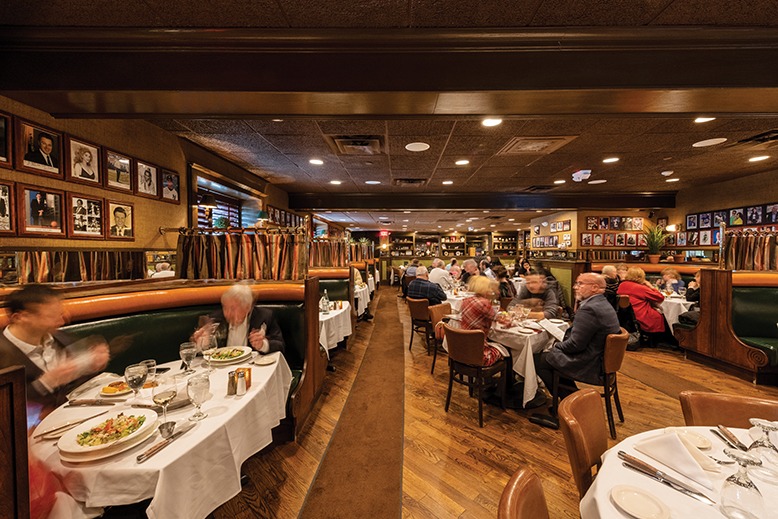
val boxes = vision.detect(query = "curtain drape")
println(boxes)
[176,232,308,280]
[349,243,374,262]
[309,240,347,267]
[724,232,776,271]
[17,250,146,283]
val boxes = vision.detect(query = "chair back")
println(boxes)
[498,466,550,519]
[603,327,629,374]
[444,324,486,366]
[679,391,778,428]
[0,366,30,519]
[558,388,609,499]
[500,297,513,311]
[407,297,431,321]
[429,303,452,340]
[402,275,416,292]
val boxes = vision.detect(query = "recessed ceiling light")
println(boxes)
[749,156,770,162]
[692,137,727,148]
[456,224,463,227]
[694,117,716,123]
[536,210,542,213]
[405,142,430,152]
[309,159,324,165]
[661,170,674,176]
[437,226,442,228]
[403,211,411,214]
[325,211,332,213]
[554,180,566,184]
[442,180,454,185]
[469,217,478,220]
[455,159,470,166]
[602,157,619,163]
[403,219,409,222]
[666,178,680,183]
[588,179,608,185]
[378,216,389,219]
[365,180,381,185]
[272,118,284,122]
[482,118,503,127]
[330,180,342,185]
[490,224,496,228]
[483,210,490,213]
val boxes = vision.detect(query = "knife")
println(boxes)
[132,399,191,413]
[32,410,109,439]
[64,398,125,407]
[617,451,716,506]
[717,425,749,451]
[710,428,742,450]
[136,422,196,463]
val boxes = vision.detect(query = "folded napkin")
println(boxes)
[634,431,719,490]
[538,319,566,341]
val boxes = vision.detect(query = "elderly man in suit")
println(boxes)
[24,132,58,168]
[530,272,620,429]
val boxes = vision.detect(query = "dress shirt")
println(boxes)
[227,316,269,353]
[407,278,447,306]
[428,267,454,291]
[3,327,63,392]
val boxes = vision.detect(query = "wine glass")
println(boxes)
[124,363,148,403]
[140,359,157,385]
[720,448,764,519]
[179,342,197,375]
[678,287,687,298]
[200,335,217,372]
[187,373,211,421]
[748,418,778,467]
[153,374,179,438]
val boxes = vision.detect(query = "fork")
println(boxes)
[708,455,735,465]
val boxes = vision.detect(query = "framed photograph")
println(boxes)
[604,233,615,246]
[656,217,668,230]
[533,225,540,235]
[16,184,65,237]
[686,214,698,230]
[766,204,778,224]
[286,212,292,227]
[626,233,637,246]
[609,216,621,230]
[637,234,647,247]
[104,149,133,192]
[0,111,11,170]
[563,233,572,242]
[746,205,763,225]
[106,200,134,240]
[632,217,644,230]
[688,231,699,246]
[0,181,15,235]
[67,192,104,239]
[713,229,722,245]
[15,119,62,178]
[580,233,592,246]
[676,232,687,246]
[135,161,159,199]
[697,212,712,229]
[593,233,603,246]
[562,220,571,231]
[160,170,181,204]
[65,136,101,186]
[713,211,728,226]
[623,217,633,231]
[699,230,712,246]
[550,222,557,232]
[665,233,676,246]
[615,233,626,246]
[599,217,609,230]
[729,208,744,226]
[586,216,598,230]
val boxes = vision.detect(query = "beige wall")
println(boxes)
[0,96,186,250]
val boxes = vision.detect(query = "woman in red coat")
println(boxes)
[617,267,665,333]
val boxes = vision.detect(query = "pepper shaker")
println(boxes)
[227,371,237,395]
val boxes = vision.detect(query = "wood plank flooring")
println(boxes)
[214,287,778,518]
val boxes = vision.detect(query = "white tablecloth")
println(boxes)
[355,284,370,315]
[319,301,353,353]
[661,297,695,327]
[367,275,375,293]
[31,355,292,519]
[443,291,469,313]
[580,427,778,519]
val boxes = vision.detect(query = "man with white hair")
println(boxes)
[601,264,620,308]
[460,259,481,285]
[406,266,448,306]
[428,258,455,291]
[195,283,285,354]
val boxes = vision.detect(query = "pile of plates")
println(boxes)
[57,408,158,463]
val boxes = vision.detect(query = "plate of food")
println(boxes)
[58,409,158,455]
[100,380,157,396]
[549,318,566,325]
[209,346,253,364]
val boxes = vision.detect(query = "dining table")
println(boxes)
[354,283,370,315]
[443,290,470,313]
[30,353,293,519]
[319,301,353,355]
[367,274,375,294]
[580,426,778,519]
[661,295,695,327]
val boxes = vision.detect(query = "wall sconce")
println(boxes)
[666,224,678,232]
[199,194,218,225]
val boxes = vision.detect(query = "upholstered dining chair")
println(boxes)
[428,302,451,374]
[552,327,630,439]
[443,324,507,427]
[679,391,778,428]
[497,466,550,519]
[558,388,609,499]
[407,297,433,354]
[401,274,416,298]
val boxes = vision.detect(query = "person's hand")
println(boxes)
[248,329,266,350]
[688,281,699,289]
[39,360,81,390]
[89,343,110,372]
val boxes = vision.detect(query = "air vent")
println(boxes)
[738,130,778,150]
[523,185,555,192]
[393,178,427,187]
[325,135,384,155]
[498,136,577,155]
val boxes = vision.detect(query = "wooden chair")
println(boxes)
[443,324,507,427]
[407,297,433,354]
[679,391,778,428]
[558,388,608,499]
[428,302,451,374]
[552,327,629,439]
[500,297,513,311]
[391,267,402,288]
[401,274,416,298]
[0,366,30,519]
[498,466,550,519]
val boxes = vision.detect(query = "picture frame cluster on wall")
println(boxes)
[687,203,778,230]
[549,219,571,233]
[532,235,558,248]
[0,180,135,240]
[585,215,644,231]
[0,113,180,205]
[268,205,304,227]
[580,232,647,248]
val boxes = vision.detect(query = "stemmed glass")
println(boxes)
[124,363,148,403]
[748,418,778,469]
[187,373,211,421]
[678,287,687,298]
[153,374,179,438]
[720,448,764,519]
[140,359,157,385]
[179,342,197,375]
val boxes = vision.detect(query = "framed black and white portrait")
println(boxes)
[66,136,101,186]
[0,111,11,170]
[160,170,180,204]
[68,193,104,239]
[0,181,15,235]
[15,119,62,178]
[135,161,159,199]
[106,200,134,240]
[104,149,133,193]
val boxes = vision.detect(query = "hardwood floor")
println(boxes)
[215,287,778,518]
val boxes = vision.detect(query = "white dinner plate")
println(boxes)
[549,318,565,325]
[58,408,158,454]
[209,346,253,364]
[610,485,670,519]
[514,328,535,336]
[253,354,278,366]
[665,427,712,450]
[99,383,133,397]
[58,421,158,463]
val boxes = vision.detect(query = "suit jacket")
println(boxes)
[24,149,58,168]
[545,294,620,385]
[110,225,133,237]
[211,307,285,354]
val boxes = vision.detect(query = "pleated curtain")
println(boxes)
[309,240,347,267]
[724,233,777,271]
[18,250,147,283]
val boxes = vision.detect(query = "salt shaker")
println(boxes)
[236,371,247,396]
[227,371,237,395]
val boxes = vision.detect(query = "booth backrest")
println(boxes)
[732,287,778,340]
[308,267,351,301]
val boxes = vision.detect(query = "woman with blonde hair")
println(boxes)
[460,275,503,366]
[618,267,677,347]
[660,267,685,293]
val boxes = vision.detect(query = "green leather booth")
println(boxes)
[319,279,350,301]
[732,287,778,367]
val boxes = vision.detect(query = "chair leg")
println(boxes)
[431,340,438,374]
[551,371,560,416]
[477,370,484,427]
[408,325,414,351]
[613,377,624,422]
[445,365,454,412]
[604,376,616,439]
[500,365,507,410]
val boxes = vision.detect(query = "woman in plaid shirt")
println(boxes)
[460,276,503,367]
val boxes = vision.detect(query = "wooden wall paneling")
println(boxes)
[0,366,29,519]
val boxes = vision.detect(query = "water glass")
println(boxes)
[720,448,764,519]
[179,342,197,375]
[140,359,157,384]
[124,363,148,402]
[153,374,179,437]
[678,287,687,298]
[187,374,211,421]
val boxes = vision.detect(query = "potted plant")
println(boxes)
[643,224,668,264]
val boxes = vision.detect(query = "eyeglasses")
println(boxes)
[574,281,597,287]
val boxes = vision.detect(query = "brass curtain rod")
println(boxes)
[158,226,306,236]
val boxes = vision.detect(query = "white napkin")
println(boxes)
[538,319,566,341]
[634,431,719,490]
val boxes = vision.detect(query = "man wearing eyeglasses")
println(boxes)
[530,273,620,429]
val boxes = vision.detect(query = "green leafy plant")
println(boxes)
[643,223,668,254]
